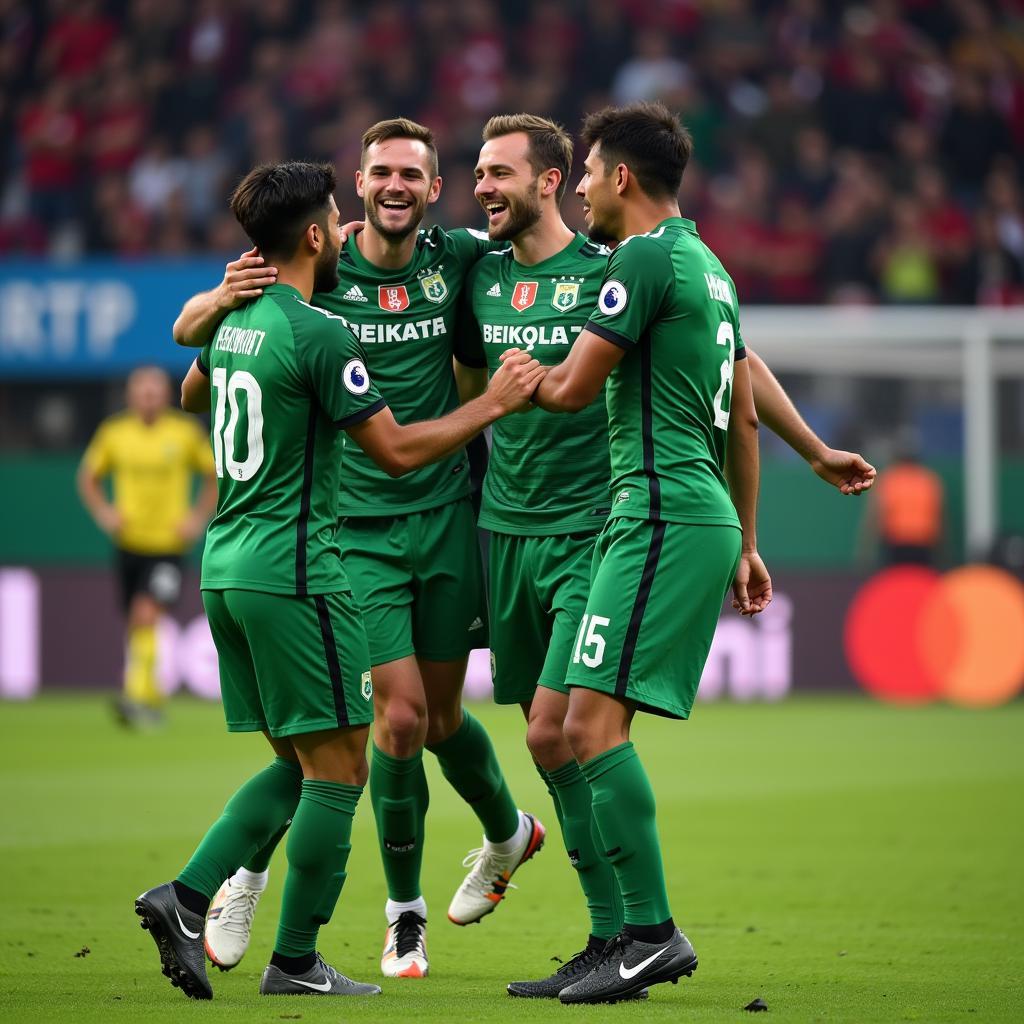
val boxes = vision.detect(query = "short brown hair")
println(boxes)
[229,161,336,259]
[361,117,439,178]
[581,102,692,199]
[482,114,574,203]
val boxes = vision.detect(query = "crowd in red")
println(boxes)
[2,0,1023,304]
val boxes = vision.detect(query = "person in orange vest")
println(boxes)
[864,433,945,566]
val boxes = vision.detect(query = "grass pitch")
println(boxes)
[1,695,1020,1023]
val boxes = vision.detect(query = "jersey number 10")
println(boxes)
[211,368,265,481]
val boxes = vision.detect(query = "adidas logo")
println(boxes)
[486,283,501,297]
[343,285,368,302]
[468,616,484,631]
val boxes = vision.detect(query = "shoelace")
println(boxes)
[393,911,426,958]
[314,953,337,981]
[593,932,633,968]
[555,946,601,977]
[459,848,519,896]
[218,885,260,935]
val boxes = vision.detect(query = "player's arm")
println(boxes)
[725,356,771,616]
[76,434,122,537]
[180,356,211,413]
[172,248,279,347]
[347,352,544,477]
[747,348,875,495]
[454,359,488,403]
[525,329,625,411]
[452,273,490,404]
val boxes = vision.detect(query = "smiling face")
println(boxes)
[577,141,622,245]
[357,137,441,242]
[474,131,545,242]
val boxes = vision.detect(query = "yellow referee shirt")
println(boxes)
[82,411,215,555]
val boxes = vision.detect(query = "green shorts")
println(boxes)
[488,530,598,704]
[203,588,374,738]
[339,497,488,665]
[564,516,741,719]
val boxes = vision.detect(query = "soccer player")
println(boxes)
[134,161,543,1000]
[511,101,771,1004]
[77,366,217,727]
[171,120,544,980]
[459,113,875,999]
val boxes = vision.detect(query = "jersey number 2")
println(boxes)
[211,368,265,481]
[712,321,735,430]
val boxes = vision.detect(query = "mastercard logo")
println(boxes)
[844,565,1024,707]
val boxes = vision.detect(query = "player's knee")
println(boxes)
[561,708,593,762]
[380,699,428,754]
[424,703,462,747]
[129,595,160,628]
[526,715,568,766]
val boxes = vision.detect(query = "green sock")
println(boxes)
[369,744,429,902]
[178,757,302,898]
[274,779,362,957]
[580,742,671,927]
[534,761,564,830]
[548,759,624,941]
[243,820,290,873]
[427,711,519,842]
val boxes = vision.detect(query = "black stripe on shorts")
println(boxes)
[314,595,349,727]
[615,520,667,697]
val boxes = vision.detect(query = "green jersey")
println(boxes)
[584,217,744,528]
[199,283,386,595]
[315,225,493,517]
[460,233,612,535]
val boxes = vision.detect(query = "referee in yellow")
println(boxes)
[78,366,217,726]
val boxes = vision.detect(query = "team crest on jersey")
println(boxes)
[378,285,410,312]
[343,358,371,395]
[419,272,448,304]
[511,281,538,312]
[551,281,580,311]
[361,672,373,700]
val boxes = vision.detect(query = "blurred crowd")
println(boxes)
[2,0,1024,304]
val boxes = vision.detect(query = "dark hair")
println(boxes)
[362,117,439,179]
[229,161,337,259]
[482,113,574,202]
[580,101,692,199]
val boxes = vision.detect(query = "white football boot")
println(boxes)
[204,874,264,970]
[380,910,429,977]
[447,811,546,925]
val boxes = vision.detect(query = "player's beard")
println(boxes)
[586,222,619,247]
[313,238,341,293]
[488,186,542,242]
[365,195,425,242]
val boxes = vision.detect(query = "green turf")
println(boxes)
[1,695,1020,1023]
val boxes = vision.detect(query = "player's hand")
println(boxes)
[215,247,278,309]
[96,505,124,537]
[487,349,546,413]
[810,448,876,495]
[731,550,772,616]
[340,219,364,243]
[176,516,205,545]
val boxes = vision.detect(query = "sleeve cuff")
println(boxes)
[734,346,747,361]
[335,397,387,430]
[585,320,633,350]
[196,353,210,375]
[455,354,488,370]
